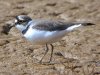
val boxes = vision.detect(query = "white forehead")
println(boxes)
[15,19,18,23]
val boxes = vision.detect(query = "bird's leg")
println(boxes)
[39,44,49,63]
[48,44,54,63]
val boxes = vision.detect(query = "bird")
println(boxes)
[7,15,94,63]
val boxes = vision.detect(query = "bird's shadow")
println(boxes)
[1,24,12,35]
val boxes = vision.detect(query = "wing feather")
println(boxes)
[32,20,74,31]
[32,20,94,31]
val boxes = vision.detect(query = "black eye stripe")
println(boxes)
[19,20,25,22]
[16,20,26,24]
[15,15,32,25]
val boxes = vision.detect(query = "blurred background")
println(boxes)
[0,0,100,75]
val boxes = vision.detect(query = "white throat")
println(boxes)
[15,24,26,32]
[15,21,33,32]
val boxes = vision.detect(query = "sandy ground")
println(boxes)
[0,0,100,75]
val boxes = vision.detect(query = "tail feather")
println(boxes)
[81,23,95,26]
[66,22,95,31]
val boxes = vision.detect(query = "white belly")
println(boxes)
[23,28,67,45]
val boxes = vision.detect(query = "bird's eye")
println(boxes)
[18,20,25,24]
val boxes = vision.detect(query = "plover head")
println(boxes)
[15,15,32,25]
[2,15,32,34]
[14,15,32,32]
